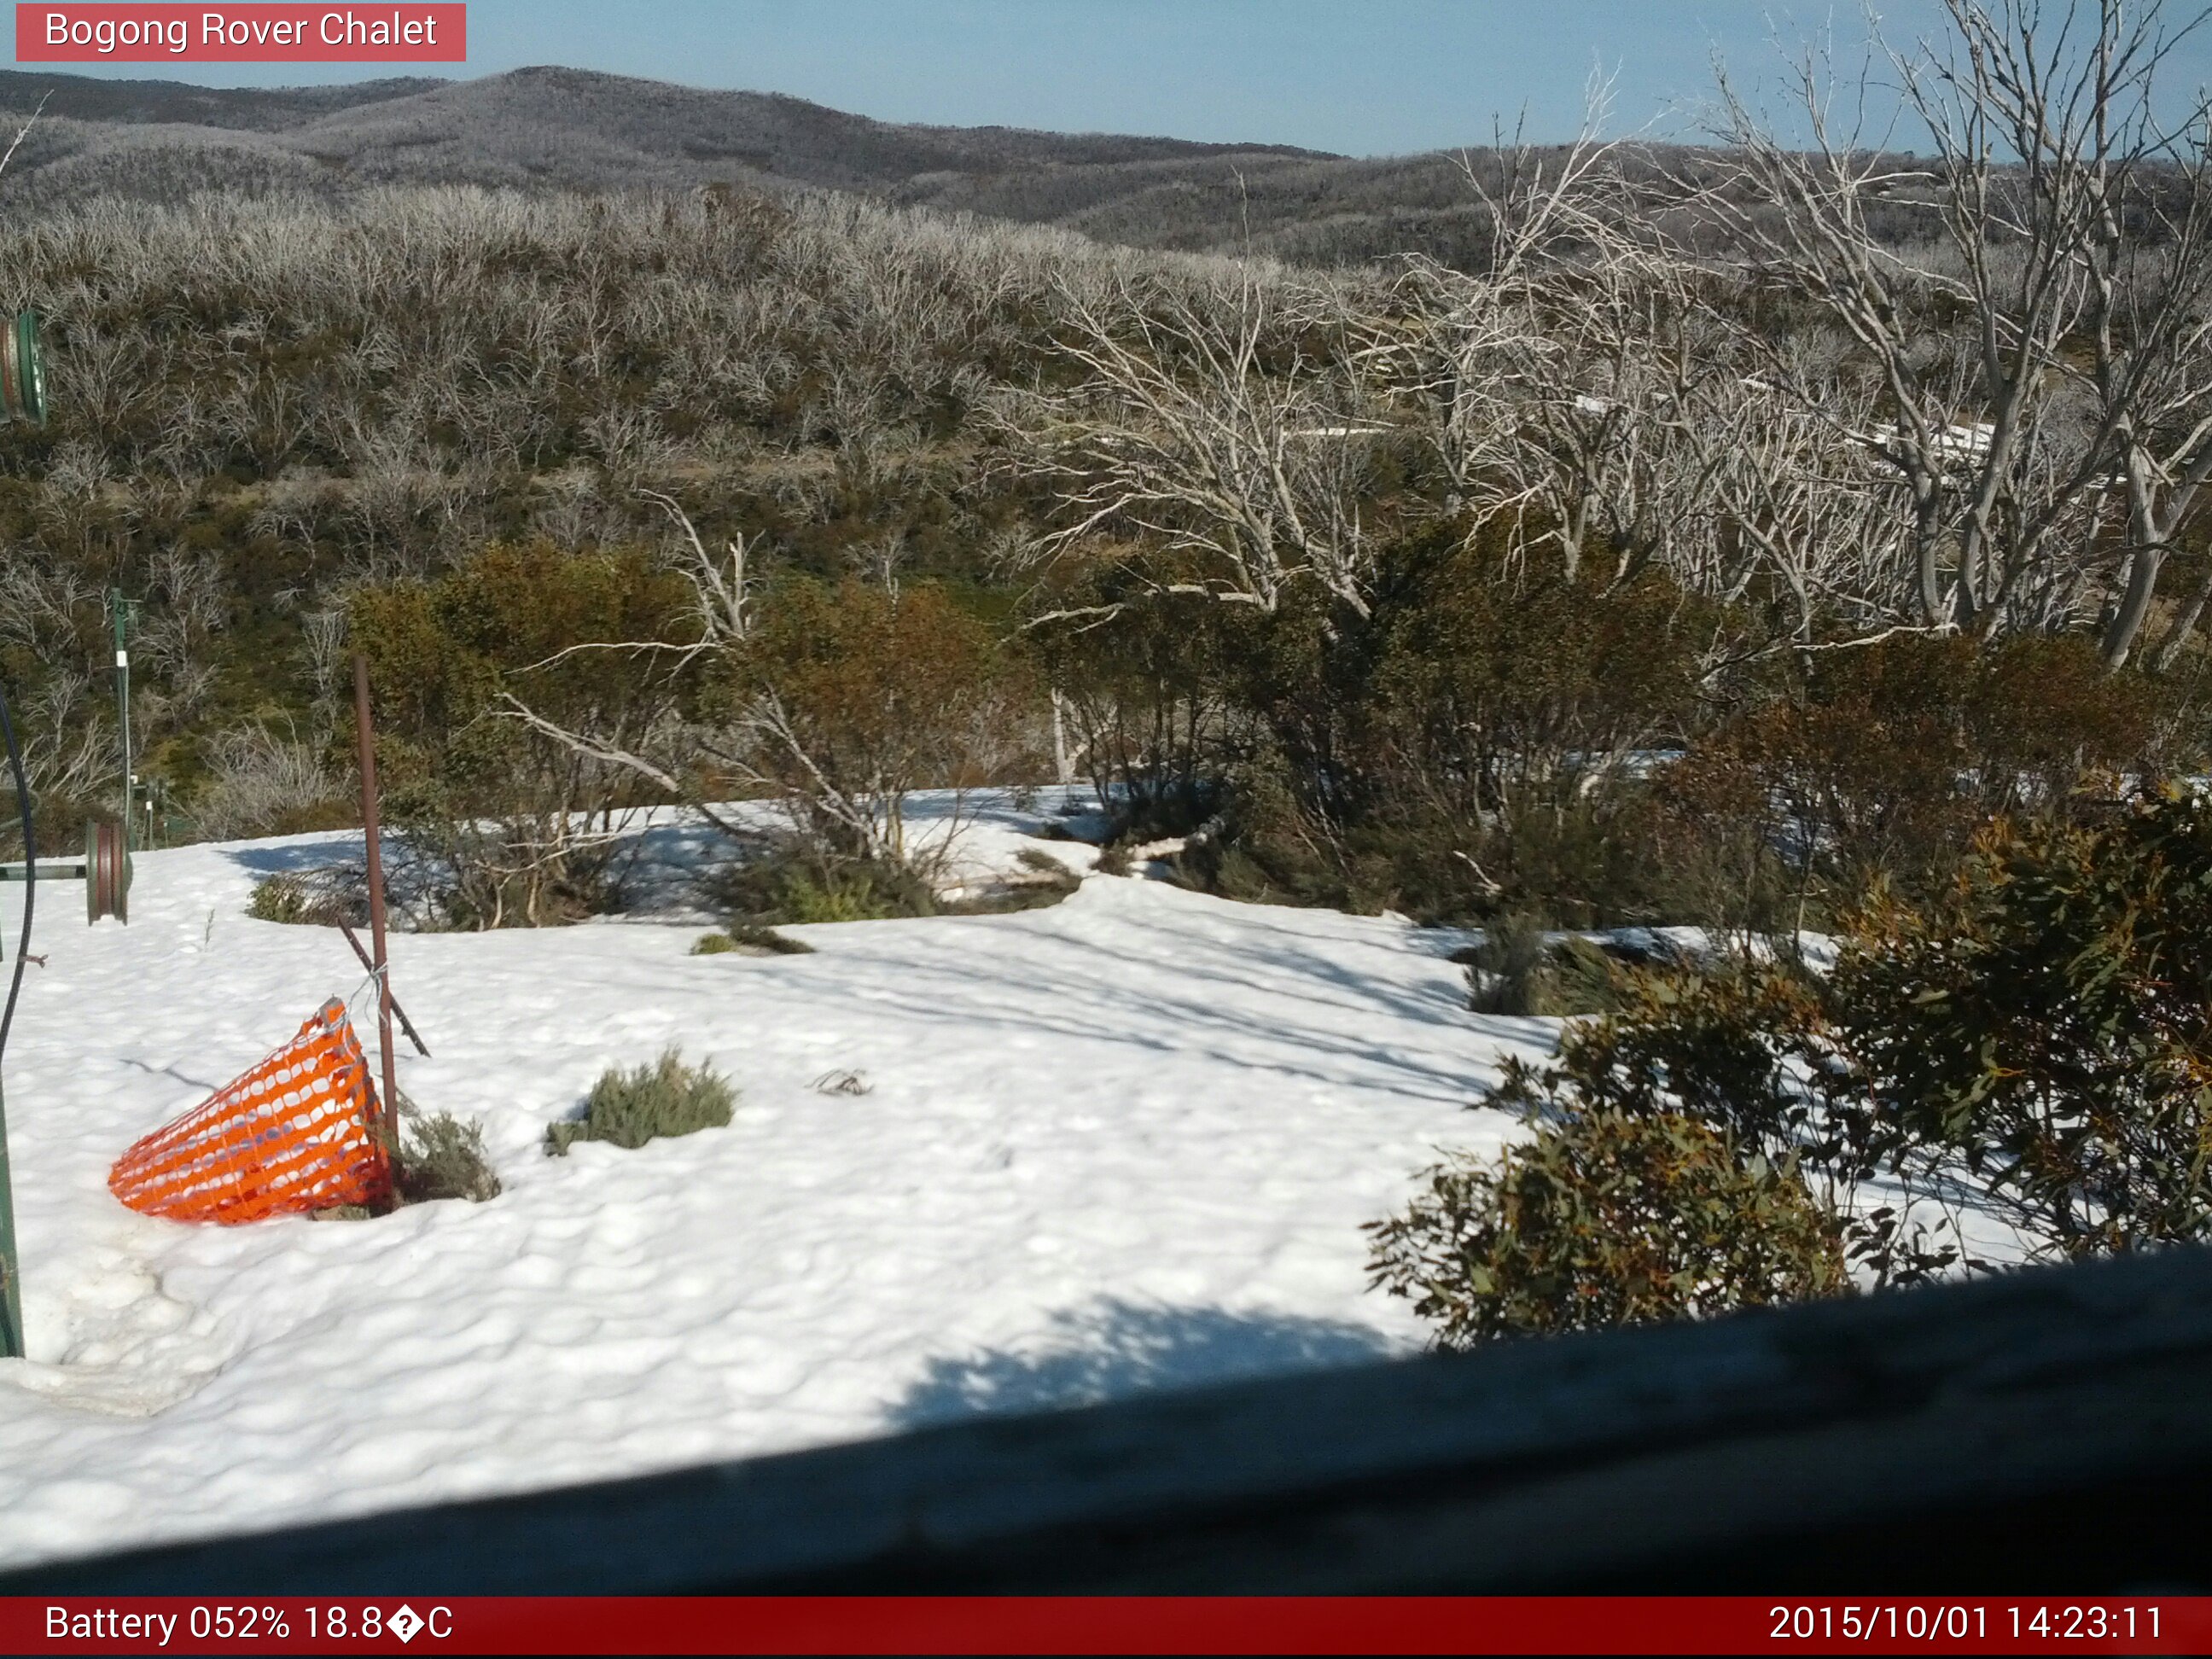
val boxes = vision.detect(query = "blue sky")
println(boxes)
[27,1,2212,157]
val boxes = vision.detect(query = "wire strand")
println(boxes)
[0,675,33,1067]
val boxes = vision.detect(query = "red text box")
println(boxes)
[16,4,465,61]
[6,1597,2212,1656]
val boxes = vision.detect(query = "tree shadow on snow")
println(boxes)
[890,1298,1398,1429]
[222,836,365,877]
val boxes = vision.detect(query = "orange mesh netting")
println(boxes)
[109,998,393,1225]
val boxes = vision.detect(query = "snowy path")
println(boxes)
[0,817,1546,1567]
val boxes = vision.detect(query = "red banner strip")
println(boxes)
[5,1596,2210,1655]
[15,4,464,62]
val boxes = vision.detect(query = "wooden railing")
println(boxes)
[10,1244,2212,1593]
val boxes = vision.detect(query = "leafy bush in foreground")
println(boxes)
[1366,1109,1848,1347]
[1833,790,2212,1257]
[1374,787,2212,1348]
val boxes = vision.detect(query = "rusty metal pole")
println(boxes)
[352,653,401,1177]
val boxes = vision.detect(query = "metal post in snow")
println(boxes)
[352,654,402,1187]
[110,591,131,871]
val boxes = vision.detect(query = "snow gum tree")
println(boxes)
[719,575,1016,872]
[349,540,699,927]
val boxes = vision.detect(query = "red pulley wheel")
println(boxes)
[85,821,130,924]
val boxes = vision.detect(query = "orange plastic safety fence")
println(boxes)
[108,998,393,1225]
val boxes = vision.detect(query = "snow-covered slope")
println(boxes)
[0,808,1548,1568]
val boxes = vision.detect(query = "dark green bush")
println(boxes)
[1564,791,2212,1264]
[780,862,928,923]
[246,868,362,927]
[1365,1109,1849,1348]
[1461,916,1620,1016]
[1071,533,1730,928]
[1659,634,2171,925]
[546,1048,736,1156]
[1500,960,1831,1167]
[711,842,938,925]
[1395,786,2212,1355]
[691,923,814,955]
[1057,527,2198,935]
[1833,790,2212,1256]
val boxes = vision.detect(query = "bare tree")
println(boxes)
[1386,110,1687,582]
[1708,0,2212,661]
[194,720,341,839]
[1015,265,1389,623]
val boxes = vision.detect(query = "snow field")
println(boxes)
[0,801,1551,1567]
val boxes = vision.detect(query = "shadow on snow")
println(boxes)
[889,1297,1398,1429]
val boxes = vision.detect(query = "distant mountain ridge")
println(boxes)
[0,65,1332,188]
[0,64,1517,265]
[0,67,445,128]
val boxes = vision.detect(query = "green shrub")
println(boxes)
[1504,959,1831,1165]
[395,1109,502,1205]
[1461,917,1622,1016]
[1410,787,2212,1336]
[1832,791,2212,1256]
[1172,769,1709,929]
[1476,953,1952,1291]
[351,540,699,930]
[709,843,936,926]
[246,868,361,927]
[734,576,1027,864]
[1697,790,2212,1264]
[546,1048,736,1156]
[731,922,815,953]
[1658,634,2168,924]
[1366,1109,1850,1348]
[691,923,814,955]
[779,862,929,923]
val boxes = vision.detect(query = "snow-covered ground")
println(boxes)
[0,795,1553,1568]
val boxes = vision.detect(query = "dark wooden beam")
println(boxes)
[10,1246,2212,1593]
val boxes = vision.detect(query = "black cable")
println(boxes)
[0,674,31,1068]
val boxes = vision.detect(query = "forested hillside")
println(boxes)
[0,11,2203,951]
